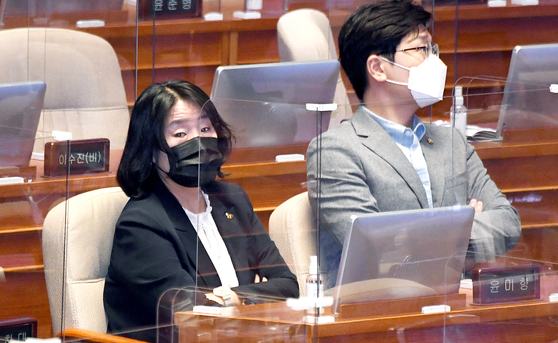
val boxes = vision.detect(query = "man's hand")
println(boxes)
[469,199,484,213]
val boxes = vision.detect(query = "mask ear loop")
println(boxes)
[380,56,411,87]
[154,148,178,176]
[152,160,178,185]
[154,162,169,175]
[385,79,408,87]
[380,56,411,71]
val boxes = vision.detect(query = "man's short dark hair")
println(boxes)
[117,80,234,198]
[338,0,432,101]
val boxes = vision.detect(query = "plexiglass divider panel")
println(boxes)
[2,0,554,341]
[138,0,558,341]
[0,0,139,340]
[0,126,59,340]
[316,0,558,341]
[0,126,70,335]
[445,0,558,336]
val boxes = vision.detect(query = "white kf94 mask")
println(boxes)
[381,55,448,108]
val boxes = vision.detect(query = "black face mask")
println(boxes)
[162,137,224,188]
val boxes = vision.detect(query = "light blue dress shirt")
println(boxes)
[363,106,434,208]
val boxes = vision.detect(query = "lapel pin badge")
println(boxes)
[427,138,434,144]
[225,213,234,220]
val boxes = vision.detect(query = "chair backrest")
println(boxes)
[0,27,130,153]
[268,192,316,297]
[42,187,129,334]
[277,9,353,128]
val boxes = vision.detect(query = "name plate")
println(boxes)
[44,139,110,177]
[0,317,37,341]
[472,264,541,305]
[139,0,202,19]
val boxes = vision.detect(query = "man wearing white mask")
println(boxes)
[306,0,521,289]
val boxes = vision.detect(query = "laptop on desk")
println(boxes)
[0,81,46,168]
[1,0,125,26]
[331,205,475,314]
[210,60,340,150]
[1,0,124,16]
[495,43,558,139]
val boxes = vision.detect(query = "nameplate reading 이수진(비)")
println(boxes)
[138,0,202,19]
[43,138,110,177]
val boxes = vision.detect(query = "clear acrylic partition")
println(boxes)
[2,0,555,341]
[311,0,557,341]
[156,97,327,341]
[0,0,139,341]
[136,0,558,342]
[0,99,61,340]
[441,10,558,342]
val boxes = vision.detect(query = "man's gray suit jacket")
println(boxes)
[307,106,521,281]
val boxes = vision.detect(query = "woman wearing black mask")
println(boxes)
[103,80,298,342]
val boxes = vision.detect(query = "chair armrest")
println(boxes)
[57,328,147,343]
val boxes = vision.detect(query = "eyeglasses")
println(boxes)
[396,41,439,60]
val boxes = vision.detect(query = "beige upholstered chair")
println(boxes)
[0,27,130,153]
[268,192,317,297]
[42,187,129,334]
[277,9,353,129]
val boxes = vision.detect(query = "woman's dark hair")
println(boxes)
[338,0,432,101]
[117,80,234,198]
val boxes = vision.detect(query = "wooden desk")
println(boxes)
[174,288,558,342]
